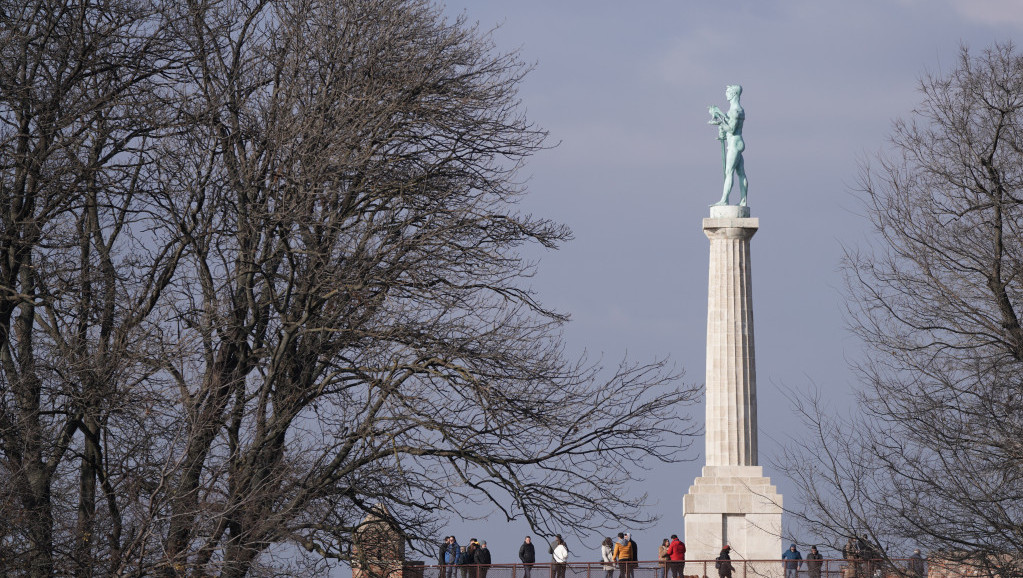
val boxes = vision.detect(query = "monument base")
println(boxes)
[683,465,782,571]
[709,204,750,219]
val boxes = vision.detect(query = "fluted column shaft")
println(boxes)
[703,217,758,467]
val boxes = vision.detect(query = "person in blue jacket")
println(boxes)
[782,544,803,578]
[443,536,460,578]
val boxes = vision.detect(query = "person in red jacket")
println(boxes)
[666,535,686,578]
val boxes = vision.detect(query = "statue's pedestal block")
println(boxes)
[708,204,750,219]
[683,466,782,568]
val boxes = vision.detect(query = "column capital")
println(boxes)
[703,217,759,240]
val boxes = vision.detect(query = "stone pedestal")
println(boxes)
[683,466,782,562]
[683,206,782,567]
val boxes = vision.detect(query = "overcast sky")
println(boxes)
[403,0,1023,567]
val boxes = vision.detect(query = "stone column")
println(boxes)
[683,205,781,571]
[704,207,758,467]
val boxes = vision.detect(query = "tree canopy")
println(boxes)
[0,1,697,575]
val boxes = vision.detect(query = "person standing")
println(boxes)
[716,545,733,578]
[458,547,469,578]
[519,536,536,578]
[806,545,823,578]
[451,537,464,578]
[627,534,638,565]
[625,533,638,578]
[601,537,615,578]
[657,539,670,578]
[842,537,858,578]
[782,544,803,578]
[463,539,478,578]
[666,534,686,578]
[613,533,633,578]
[552,536,569,578]
[908,549,926,578]
[438,536,450,578]
[441,536,460,578]
[475,540,492,578]
[858,537,876,578]
[548,535,562,557]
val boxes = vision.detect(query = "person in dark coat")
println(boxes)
[519,536,536,578]
[857,536,876,578]
[807,545,823,578]
[716,546,733,578]
[474,541,492,578]
[438,537,449,566]
[463,539,479,578]
[908,549,925,578]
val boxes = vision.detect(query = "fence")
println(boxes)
[392,559,928,578]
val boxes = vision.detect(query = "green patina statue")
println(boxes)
[707,84,748,206]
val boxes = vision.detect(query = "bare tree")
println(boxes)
[779,43,1023,577]
[0,1,185,576]
[0,0,699,576]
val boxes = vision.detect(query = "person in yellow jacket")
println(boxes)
[613,533,634,578]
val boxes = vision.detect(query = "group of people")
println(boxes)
[769,542,924,578]
[441,532,687,578]
[779,544,822,578]
[437,536,493,578]
[440,533,926,578]
[541,532,689,578]
[840,537,925,578]
[600,533,687,578]
[554,531,688,578]
[709,543,822,578]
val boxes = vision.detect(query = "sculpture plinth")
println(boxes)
[683,207,782,567]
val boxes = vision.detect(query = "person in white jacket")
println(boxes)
[552,537,569,578]
[601,537,615,578]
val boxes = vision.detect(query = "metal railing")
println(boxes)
[396,558,928,578]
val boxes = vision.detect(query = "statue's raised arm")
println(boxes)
[707,84,748,207]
